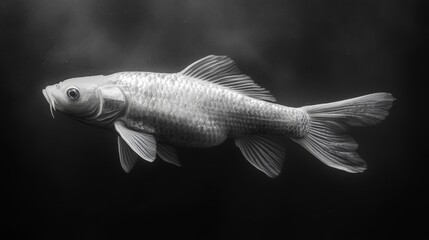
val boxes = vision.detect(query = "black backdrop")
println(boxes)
[1,0,422,239]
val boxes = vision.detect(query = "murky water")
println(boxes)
[2,0,419,238]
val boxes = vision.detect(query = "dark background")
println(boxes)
[1,0,423,239]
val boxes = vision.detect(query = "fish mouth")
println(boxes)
[42,88,56,119]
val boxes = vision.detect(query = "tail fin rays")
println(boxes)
[294,93,394,172]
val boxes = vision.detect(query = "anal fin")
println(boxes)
[235,135,286,178]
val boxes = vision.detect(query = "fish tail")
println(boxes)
[293,92,394,172]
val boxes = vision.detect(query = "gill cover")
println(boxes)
[90,85,126,126]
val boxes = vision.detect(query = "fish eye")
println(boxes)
[66,87,80,100]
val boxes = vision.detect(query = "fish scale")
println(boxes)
[115,71,307,148]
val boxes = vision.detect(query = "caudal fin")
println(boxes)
[294,93,394,173]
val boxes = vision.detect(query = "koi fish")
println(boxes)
[42,55,394,177]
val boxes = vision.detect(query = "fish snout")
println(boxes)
[42,88,49,103]
[42,85,56,103]
[42,86,57,118]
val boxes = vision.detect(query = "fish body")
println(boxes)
[43,55,394,177]
[115,71,307,148]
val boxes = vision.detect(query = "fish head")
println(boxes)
[42,74,126,126]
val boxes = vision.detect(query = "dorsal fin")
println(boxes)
[179,55,276,102]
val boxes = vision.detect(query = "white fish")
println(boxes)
[42,55,394,177]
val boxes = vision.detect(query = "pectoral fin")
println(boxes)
[235,135,286,178]
[117,136,138,172]
[114,121,157,162]
[157,143,181,166]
